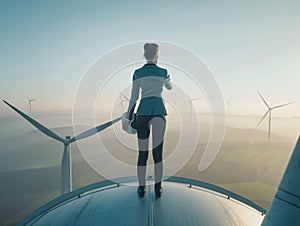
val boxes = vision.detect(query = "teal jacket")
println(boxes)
[126,63,172,119]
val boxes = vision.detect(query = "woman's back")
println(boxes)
[134,64,169,99]
[123,42,172,198]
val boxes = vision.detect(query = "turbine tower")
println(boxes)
[119,91,129,113]
[27,96,36,114]
[3,100,121,195]
[185,97,201,117]
[225,98,232,114]
[256,91,293,141]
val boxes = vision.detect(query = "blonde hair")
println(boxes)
[144,43,159,61]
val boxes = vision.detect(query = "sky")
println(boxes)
[0,0,299,117]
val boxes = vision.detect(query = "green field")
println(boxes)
[0,116,297,225]
[218,182,276,208]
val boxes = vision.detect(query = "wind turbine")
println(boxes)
[185,97,201,117]
[119,91,129,113]
[225,98,232,114]
[256,91,293,141]
[27,96,36,114]
[3,100,121,195]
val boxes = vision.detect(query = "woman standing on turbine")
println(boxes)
[122,43,173,198]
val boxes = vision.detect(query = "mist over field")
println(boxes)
[0,112,298,225]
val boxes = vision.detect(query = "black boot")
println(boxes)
[137,186,146,198]
[155,183,163,198]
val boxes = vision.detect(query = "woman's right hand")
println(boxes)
[122,119,130,132]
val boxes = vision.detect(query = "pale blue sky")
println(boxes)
[0,0,299,116]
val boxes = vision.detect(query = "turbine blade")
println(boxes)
[272,102,293,109]
[69,116,122,143]
[257,110,269,127]
[257,90,270,108]
[119,92,129,101]
[191,97,201,101]
[3,100,65,143]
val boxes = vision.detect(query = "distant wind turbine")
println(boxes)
[3,100,121,195]
[27,96,36,114]
[185,97,201,117]
[256,91,293,141]
[225,98,232,114]
[119,91,129,113]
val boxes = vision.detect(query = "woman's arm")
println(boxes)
[164,74,173,90]
[126,79,140,119]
